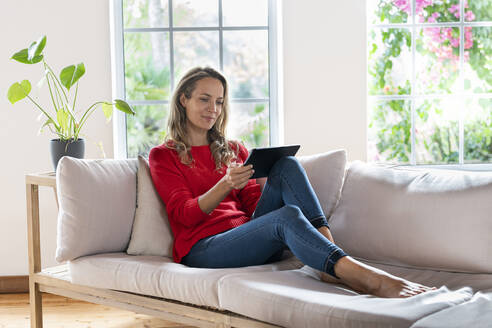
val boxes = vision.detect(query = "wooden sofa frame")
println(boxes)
[26,172,279,328]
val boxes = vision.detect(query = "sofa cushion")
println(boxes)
[329,161,492,273]
[55,157,138,262]
[68,252,303,309]
[410,292,492,328]
[127,156,173,257]
[298,149,347,218]
[218,262,475,328]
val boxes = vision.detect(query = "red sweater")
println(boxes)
[149,142,261,263]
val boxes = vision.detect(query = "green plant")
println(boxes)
[237,104,268,148]
[7,35,135,141]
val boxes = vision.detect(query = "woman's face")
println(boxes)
[181,77,224,135]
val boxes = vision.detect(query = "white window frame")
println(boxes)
[367,0,492,171]
[109,0,283,159]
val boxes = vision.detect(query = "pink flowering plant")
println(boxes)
[368,0,492,163]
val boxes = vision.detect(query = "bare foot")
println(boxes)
[331,256,436,298]
[370,273,436,298]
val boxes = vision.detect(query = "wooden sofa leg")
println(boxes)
[29,279,43,328]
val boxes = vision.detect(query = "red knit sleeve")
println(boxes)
[149,146,210,228]
[236,143,261,218]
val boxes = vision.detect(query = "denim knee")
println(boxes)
[270,156,302,176]
[276,205,319,233]
[280,204,304,220]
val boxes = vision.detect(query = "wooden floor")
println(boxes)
[0,293,196,328]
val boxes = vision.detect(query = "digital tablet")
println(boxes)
[243,145,301,179]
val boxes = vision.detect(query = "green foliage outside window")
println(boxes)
[235,103,269,147]
[368,0,492,164]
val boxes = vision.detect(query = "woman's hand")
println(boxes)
[222,163,254,190]
[198,163,254,214]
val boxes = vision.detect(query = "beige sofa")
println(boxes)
[30,150,492,328]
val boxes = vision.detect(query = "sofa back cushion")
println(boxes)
[329,161,492,273]
[126,156,173,257]
[55,156,138,262]
[298,149,347,219]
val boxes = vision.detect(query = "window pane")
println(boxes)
[223,30,269,99]
[222,0,268,26]
[368,28,412,96]
[368,99,411,163]
[123,0,169,28]
[173,31,220,86]
[127,104,169,158]
[466,0,492,22]
[367,0,410,25]
[227,102,269,148]
[464,27,492,94]
[418,0,459,23]
[173,0,218,27]
[464,98,492,163]
[415,98,459,164]
[415,27,460,95]
[124,32,171,100]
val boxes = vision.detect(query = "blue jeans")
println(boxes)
[181,156,347,277]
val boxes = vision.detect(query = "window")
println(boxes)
[110,0,280,158]
[367,0,492,166]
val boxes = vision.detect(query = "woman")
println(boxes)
[149,67,435,298]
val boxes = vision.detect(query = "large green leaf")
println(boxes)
[11,48,43,64]
[101,102,113,121]
[60,63,85,91]
[11,49,29,63]
[114,99,135,115]
[28,36,47,61]
[7,80,32,104]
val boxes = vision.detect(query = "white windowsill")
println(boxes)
[388,163,492,172]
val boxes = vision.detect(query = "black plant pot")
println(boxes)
[50,138,85,171]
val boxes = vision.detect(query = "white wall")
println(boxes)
[282,0,367,160]
[0,0,113,275]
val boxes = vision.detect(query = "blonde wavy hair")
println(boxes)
[165,67,239,170]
